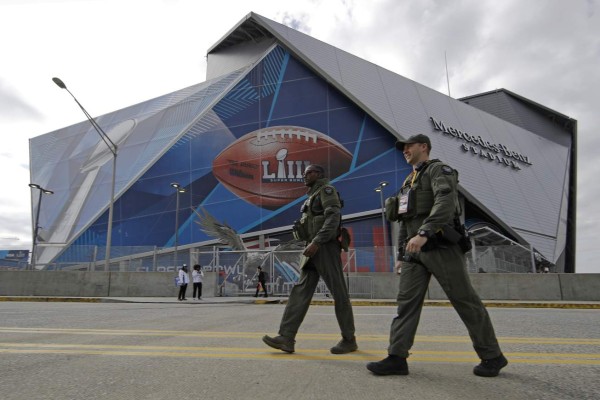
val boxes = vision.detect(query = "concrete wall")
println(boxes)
[358,272,600,301]
[0,271,111,297]
[1,271,599,301]
[0,271,218,298]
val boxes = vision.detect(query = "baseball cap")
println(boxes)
[395,134,432,150]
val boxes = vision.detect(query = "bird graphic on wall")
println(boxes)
[191,206,304,282]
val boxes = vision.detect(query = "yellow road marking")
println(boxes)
[1,327,598,364]
[1,342,599,359]
[1,328,599,345]
[0,345,598,365]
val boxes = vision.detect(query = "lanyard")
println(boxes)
[409,161,430,188]
[405,170,420,188]
[410,171,419,187]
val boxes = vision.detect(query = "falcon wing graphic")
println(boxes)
[192,206,246,251]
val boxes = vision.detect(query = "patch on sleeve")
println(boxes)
[321,186,341,208]
[441,165,454,175]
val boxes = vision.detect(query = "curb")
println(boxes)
[1,296,598,309]
[0,296,103,303]
[300,299,600,309]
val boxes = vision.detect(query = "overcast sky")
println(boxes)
[0,0,598,272]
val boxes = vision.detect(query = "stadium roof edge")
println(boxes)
[206,12,407,143]
[459,88,577,133]
[207,12,274,55]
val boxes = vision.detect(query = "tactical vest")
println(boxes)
[392,159,459,221]
[293,180,342,241]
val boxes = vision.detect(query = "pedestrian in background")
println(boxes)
[367,134,507,378]
[177,264,190,301]
[254,266,268,298]
[192,264,204,300]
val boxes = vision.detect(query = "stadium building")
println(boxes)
[29,12,576,276]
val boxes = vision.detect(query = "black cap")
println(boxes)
[395,134,431,150]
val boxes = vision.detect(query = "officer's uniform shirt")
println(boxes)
[305,178,342,245]
[398,159,459,242]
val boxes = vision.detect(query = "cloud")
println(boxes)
[281,12,311,33]
[0,79,44,122]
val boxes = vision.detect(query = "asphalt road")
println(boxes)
[0,301,598,400]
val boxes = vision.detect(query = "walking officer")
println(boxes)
[263,164,357,354]
[367,134,508,377]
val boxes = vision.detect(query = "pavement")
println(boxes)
[1,295,599,309]
[3,297,599,400]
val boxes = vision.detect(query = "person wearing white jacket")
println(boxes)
[177,264,190,301]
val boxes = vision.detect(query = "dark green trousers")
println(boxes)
[389,244,502,360]
[279,240,355,340]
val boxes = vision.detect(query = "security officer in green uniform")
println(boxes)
[367,134,508,377]
[263,164,357,354]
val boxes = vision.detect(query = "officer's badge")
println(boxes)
[441,165,453,175]
[324,186,334,195]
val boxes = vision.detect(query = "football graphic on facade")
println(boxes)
[212,126,352,209]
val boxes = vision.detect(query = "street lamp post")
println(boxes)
[170,183,186,267]
[374,181,389,269]
[29,183,54,270]
[52,77,117,272]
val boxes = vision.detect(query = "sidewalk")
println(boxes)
[1,295,599,309]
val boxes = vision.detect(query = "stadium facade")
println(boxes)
[29,12,576,273]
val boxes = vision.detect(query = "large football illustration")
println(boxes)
[212,126,352,209]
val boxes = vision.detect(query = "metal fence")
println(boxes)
[32,245,191,272]
[467,246,533,273]
[22,229,545,277]
[191,248,371,298]
[466,227,538,273]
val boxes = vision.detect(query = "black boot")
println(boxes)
[473,354,508,377]
[330,337,358,354]
[366,355,409,375]
[262,335,295,353]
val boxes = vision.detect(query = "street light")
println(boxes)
[171,183,187,267]
[29,183,54,270]
[374,181,389,269]
[52,77,117,272]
